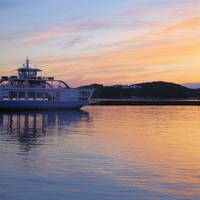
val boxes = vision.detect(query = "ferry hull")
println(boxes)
[0,100,89,110]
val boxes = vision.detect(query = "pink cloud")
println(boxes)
[22,20,111,45]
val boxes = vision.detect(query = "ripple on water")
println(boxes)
[0,107,200,200]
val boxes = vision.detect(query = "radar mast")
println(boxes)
[25,57,30,68]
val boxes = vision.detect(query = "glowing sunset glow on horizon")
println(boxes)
[0,0,200,87]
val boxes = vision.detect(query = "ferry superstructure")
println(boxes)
[0,58,93,110]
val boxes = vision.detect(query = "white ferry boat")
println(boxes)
[0,58,93,110]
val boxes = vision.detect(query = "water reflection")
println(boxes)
[0,110,89,151]
[1,106,200,200]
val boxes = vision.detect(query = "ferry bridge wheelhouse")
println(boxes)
[0,58,89,102]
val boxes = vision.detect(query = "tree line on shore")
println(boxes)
[79,81,200,99]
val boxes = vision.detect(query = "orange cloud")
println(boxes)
[22,29,67,44]
[162,17,200,35]
[30,37,200,86]
[1,2,200,87]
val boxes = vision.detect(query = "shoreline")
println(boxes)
[90,99,200,106]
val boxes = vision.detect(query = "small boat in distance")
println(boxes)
[0,58,93,110]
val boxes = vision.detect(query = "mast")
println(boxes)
[18,57,42,79]
[25,57,30,68]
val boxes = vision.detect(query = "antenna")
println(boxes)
[26,56,30,68]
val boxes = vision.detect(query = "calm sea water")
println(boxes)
[1,106,200,200]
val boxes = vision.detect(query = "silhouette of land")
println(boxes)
[79,81,200,106]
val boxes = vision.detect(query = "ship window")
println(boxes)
[19,81,26,87]
[28,92,35,100]
[9,91,17,100]
[36,92,44,100]
[2,96,9,100]
[19,92,25,100]
[29,80,41,88]
[14,80,26,88]
[29,81,35,88]
[45,92,52,101]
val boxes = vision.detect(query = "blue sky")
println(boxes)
[0,0,200,86]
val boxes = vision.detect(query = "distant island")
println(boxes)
[79,81,200,100]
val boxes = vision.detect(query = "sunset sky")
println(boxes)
[0,0,200,87]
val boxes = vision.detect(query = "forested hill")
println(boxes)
[78,81,200,99]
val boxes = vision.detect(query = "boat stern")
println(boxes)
[78,88,94,102]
